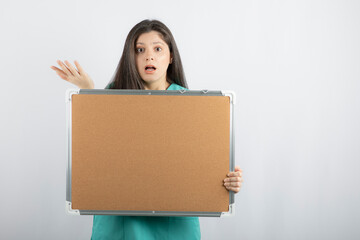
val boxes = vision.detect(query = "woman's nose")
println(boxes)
[146,55,154,61]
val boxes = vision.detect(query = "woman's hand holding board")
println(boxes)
[224,166,243,193]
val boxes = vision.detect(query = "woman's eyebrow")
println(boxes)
[136,42,164,45]
[152,41,164,45]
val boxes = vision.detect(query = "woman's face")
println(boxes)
[135,31,172,85]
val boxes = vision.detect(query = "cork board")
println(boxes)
[70,92,231,213]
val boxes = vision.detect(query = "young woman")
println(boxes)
[51,19,243,240]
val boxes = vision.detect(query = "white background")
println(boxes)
[0,0,359,239]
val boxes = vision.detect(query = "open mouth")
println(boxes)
[145,65,156,73]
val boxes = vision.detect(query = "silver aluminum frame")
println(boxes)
[65,89,236,217]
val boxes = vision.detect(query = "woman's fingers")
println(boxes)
[224,180,242,187]
[55,70,69,81]
[51,59,94,89]
[50,66,69,81]
[228,166,242,176]
[224,181,242,193]
[50,65,63,74]
[224,165,243,193]
[74,60,85,75]
[227,171,242,178]
[64,60,80,77]
[57,60,72,76]
[225,186,241,193]
[224,177,243,183]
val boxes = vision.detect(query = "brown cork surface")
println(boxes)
[71,94,230,212]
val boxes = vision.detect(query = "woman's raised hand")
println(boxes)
[50,60,94,89]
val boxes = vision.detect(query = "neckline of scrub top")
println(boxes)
[166,82,187,90]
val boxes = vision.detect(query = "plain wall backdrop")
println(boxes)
[0,0,359,239]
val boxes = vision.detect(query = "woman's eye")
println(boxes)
[155,47,162,52]
[136,48,144,53]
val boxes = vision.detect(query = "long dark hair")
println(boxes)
[108,19,188,89]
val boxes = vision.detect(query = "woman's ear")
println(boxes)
[170,54,173,64]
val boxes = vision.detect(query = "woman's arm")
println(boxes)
[50,60,94,89]
[224,166,243,193]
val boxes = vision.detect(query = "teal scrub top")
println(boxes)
[91,82,201,240]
